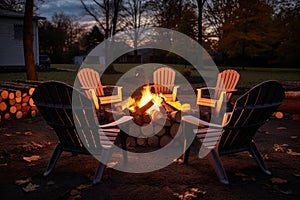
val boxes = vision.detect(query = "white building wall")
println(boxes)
[0,18,39,66]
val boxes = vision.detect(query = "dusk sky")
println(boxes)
[37,0,94,24]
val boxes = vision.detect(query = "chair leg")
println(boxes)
[120,131,128,163]
[183,145,191,164]
[43,143,63,177]
[249,141,271,175]
[208,149,229,184]
[93,149,112,184]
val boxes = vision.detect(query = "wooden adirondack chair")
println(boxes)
[152,67,179,102]
[77,68,122,105]
[182,80,285,184]
[197,69,240,116]
[32,81,132,184]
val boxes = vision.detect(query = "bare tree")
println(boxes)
[23,0,38,80]
[120,0,150,49]
[0,0,25,12]
[80,0,123,39]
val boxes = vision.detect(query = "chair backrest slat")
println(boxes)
[219,80,285,152]
[32,81,103,151]
[77,68,105,96]
[214,69,240,100]
[153,67,175,94]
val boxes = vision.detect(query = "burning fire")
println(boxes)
[127,85,164,114]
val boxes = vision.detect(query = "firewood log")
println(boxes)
[135,100,154,116]
[126,136,137,148]
[0,90,9,99]
[8,91,15,100]
[15,111,22,119]
[170,123,182,138]
[137,138,147,146]
[169,111,181,123]
[0,102,7,111]
[28,98,35,107]
[141,123,154,137]
[30,109,37,117]
[4,113,10,120]
[22,95,30,103]
[129,124,141,137]
[15,97,22,103]
[147,135,159,147]
[154,125,166,137]
[9,99,16,106]
[9,106,17,114]
[15,103,21,110]
[160,135,173,147]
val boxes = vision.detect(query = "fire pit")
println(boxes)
[115,84,190,148]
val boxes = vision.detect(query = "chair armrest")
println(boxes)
[197,87,216,91]
[182,115,223,128]
[99,116,133,128]
[102,85,122,89]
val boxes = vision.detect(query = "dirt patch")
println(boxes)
[0,115,300,200]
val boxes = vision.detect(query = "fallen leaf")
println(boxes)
[68,194,81,200]
[270,177,288,184]
[22,183,40,192]
[106,162,118,168]
[76,184,93,190]
[263,154,271,161]
[278,189,293,195]
[47,180,55,186]
[0,163,8,167]
[286,149,300,156]
[276,127,287,130]
[235,172,256,182]
[31,141,43,148]
[4,134,13,137]
[174,188,206,200]
[24,131,32,135]
[290,136,299,139]
[273,144,289,152]
[293,172,300,177]
[15,177,32,185]
[70,189,81,196]
[173,158,184,164]
[23,155,41,163]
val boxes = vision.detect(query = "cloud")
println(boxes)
[37,0,89,21]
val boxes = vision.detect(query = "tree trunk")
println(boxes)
[23,0,38,80]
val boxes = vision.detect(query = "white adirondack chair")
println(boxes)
[197,69,240,116]
[152,67,179,102]
[77,68,122,105]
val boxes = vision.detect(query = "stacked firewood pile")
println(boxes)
[0,80,42,122]
[127,112,183,148]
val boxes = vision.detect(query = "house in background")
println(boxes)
[0,9,44,68]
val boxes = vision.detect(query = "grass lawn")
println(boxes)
[0,64,299,88]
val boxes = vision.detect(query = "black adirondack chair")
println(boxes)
[182,80,285,184]
[32,81,132,184]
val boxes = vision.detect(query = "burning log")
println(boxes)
[135,100,154,116]
[169,111,181,123]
